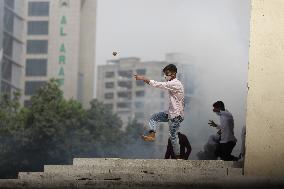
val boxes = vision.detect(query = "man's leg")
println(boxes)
[221,141,237,161]
[226,141,238,161]
[142,112,169,141]
[215,143,222,159]
[169,116,183,158]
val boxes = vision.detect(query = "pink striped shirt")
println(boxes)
[149,78,185,119]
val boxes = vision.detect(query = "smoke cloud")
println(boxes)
[96,0,251,159]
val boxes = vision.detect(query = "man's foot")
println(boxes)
[238,153,244,161]
[141,132,155,142]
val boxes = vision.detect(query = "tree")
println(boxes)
[0,79,129,178]
[0,91,25,178]
[20,80,87,169]
[81,99,124,157]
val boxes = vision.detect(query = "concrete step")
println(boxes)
[13,159,244,188]
[44,165,242,176]
[18,171,229,182]
[1,179,200,189]
[72,158,235,168]
[227,167,244,176]
[2,176,284,189]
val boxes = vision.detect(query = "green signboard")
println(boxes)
[57,15,67,87]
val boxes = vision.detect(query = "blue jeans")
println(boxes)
[148,112,183,156]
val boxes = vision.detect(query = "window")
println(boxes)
[118,81,132,89]
[26,59,47,76]
[1,81,11,94]
[117,102,130,108]
[105,82,114,88]
[13,17,24,39]
[3,34,13,57]
[27,40,48,54]
[117,91,131,99]
[12,65,21,87]
[136,80,145,86]
[1,58,12,82]
[136,69,146,75]
[25,81,46,95]
[105,71,115,78]
[161,91,165,98]
[136,90,145,97]
[4,0,15,9]
[104,103,113,110]
[12,40,22,63]
[118,70,132,78]
[4,9,14,33]
[135,101,144,108]
[28,21,49,35]
[28,2,49,16]
[104,92,114,99]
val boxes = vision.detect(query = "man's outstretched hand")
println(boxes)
[134,74,144,80]
[208,120,217,127]
[134,75,150,84]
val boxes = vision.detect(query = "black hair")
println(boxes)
[213,101,225,111]
[163,64,177,74]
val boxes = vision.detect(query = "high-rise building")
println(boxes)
[22,0,97,108]
[96,54,194,157]
[0,0,25,96]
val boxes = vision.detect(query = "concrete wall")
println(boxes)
[1,0,24,95]
[0,0,3,94]
[22,0,81,102]
[48,0,81,100]
[78,0,97,108]
[21,0,96,107]
[245,0,284,176]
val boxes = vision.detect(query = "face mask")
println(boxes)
[164,75,172,81]
[215,112,221,116]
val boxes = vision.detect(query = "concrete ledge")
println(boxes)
[0,159,251,189]
[1,176,284,189]
[18,172,225,182]
[72,158,234,168]
[43,165,242,176]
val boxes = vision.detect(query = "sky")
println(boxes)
[95,0,251,159]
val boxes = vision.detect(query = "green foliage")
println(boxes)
[81,99,124,157]
[0,91,21,132]
[23,80,88,165]
[124,119,144,141]
[0,79,135,178]
[0,91,25,177]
